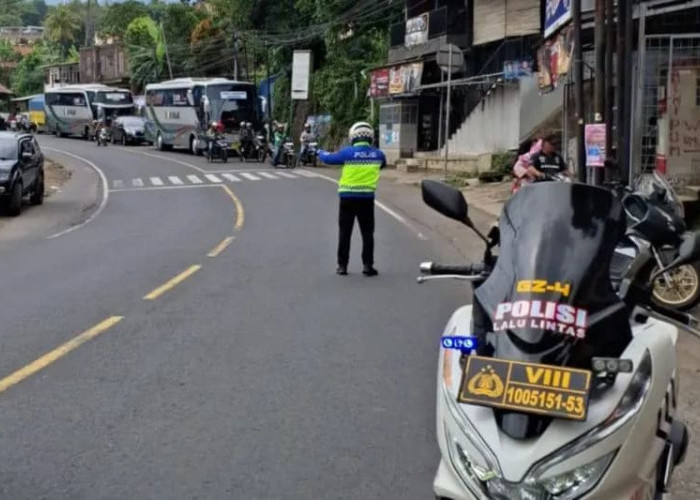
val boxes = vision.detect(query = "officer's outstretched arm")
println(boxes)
[318,149,346,166]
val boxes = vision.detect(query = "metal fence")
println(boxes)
[634,35,700,185]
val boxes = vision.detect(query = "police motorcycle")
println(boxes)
[418,180,700,500]
[609,171,700,311]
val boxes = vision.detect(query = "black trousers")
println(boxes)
[338,197,375,267]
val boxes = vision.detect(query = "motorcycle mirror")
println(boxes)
[652,231,700,281]
[421,180,469,225]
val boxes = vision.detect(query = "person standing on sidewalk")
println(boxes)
[318,122,386,276]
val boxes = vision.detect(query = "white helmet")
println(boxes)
[349,121,374,144]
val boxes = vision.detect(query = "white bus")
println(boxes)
[144,78,259,153]
[45,84,134,138]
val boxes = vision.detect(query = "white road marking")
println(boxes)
[122,150,208,173]
[111,184,222,193]
[311,171,428,241]
[258,172,278,179]
[275,171,298,179]
[222,173,241,182]
[294,170,319,178]
[43,148,109,240]
[241,173,260,181]
[113,180,124,188]
[150,177,164,186]
[168,176,184,185]
[205,174,223,183]
[187,175,203,184]
[132,178,144,187]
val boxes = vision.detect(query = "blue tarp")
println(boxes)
[258,75,279,119]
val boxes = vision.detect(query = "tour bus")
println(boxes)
[45,84,134,138]
[144,78,260,153]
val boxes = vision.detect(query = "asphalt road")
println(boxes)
[2,136,699,499]
[0,136,490,499]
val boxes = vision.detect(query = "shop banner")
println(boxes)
[388,62,424,95]
[370,68,390,98]
[545,0,572,39]
[405,13,429,47]
[537,26,574,94]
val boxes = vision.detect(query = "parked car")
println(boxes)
[0,132,44,216]
[111,116,148,146]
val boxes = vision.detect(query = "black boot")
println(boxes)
[362,266,378,277]
[336,265,348,276]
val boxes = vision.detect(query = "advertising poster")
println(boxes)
[585,124,606,167]
[405,13,429,47]
[370,68,389,98]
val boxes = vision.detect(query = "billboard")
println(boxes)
[537,26,574,94]
[405,13,429,47]
[388,63,423,95]
[544,0,572,39]
[291,50,312,100]
[370,68,390,98]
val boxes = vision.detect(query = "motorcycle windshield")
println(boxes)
[474,183,631,438]
[634,170,685,219]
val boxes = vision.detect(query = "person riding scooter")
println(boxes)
[271,121,287,167]
[299,123,317,163]
[206,121,225,157]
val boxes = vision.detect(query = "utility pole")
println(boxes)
[161,22,173,80]
[604,0,615,179]
[573,0,586,183]
[592,0,605,185]
[84,0,91,47]
[233,30,240,80]
[615,0,628,182]
[622,0,634,184]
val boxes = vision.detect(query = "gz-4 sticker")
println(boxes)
[494,300,588,339]
[517,280,571,297]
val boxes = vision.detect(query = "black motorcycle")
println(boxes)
[609,171,700,311]
[206,136,229,163]
[273,140,296,169]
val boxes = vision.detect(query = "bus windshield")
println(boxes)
[94,91,133,105]
[206,84,256,130]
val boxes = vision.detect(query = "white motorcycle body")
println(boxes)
[434,305,680,500]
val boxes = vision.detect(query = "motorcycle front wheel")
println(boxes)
[652,263,700,311]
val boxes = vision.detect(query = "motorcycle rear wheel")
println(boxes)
[652,263,700,311]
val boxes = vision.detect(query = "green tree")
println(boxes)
[43,5,81,54]
[0,0,30,26]
[124,16,165,90]
[9,50,44,96]
[99,0,148,38]
[21,0,48,26]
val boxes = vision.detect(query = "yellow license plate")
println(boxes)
[457,356,592,421]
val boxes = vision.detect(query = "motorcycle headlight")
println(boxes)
[537,452,616,498]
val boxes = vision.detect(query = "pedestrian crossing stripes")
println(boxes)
[111,170,319,190]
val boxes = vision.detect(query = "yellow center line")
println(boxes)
[208,236,235,257]
[221,185,245,231]
[0,316,124,394]
[143,265,202,300]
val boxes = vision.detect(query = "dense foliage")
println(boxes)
[1,0,400,142]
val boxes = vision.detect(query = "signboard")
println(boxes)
[291,50,312,100]
[544,0,572,39]
[220,91,248,100]
[437,44,464,75]
[405,13,429,47]
[370,68,390,98]
[585,124,607,167]
[537,26,574,94]
[503,60,533,80]
[388,62,423,95]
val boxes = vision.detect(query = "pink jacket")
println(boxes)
[512,139,542,193]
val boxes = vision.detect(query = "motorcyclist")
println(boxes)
[511,138,543,193]
[318,122,386,277]
[299,123,316,162]
[239,122,255,158]
[206,121,224,156]
[531,134,571,178]
[271,121,287,166]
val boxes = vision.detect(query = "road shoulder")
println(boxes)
[0,150,102,244]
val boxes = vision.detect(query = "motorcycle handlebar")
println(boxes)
[420,262,486,276]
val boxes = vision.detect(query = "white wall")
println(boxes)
[443,82,521,155]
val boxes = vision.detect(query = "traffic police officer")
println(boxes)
[319,122,386,276]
